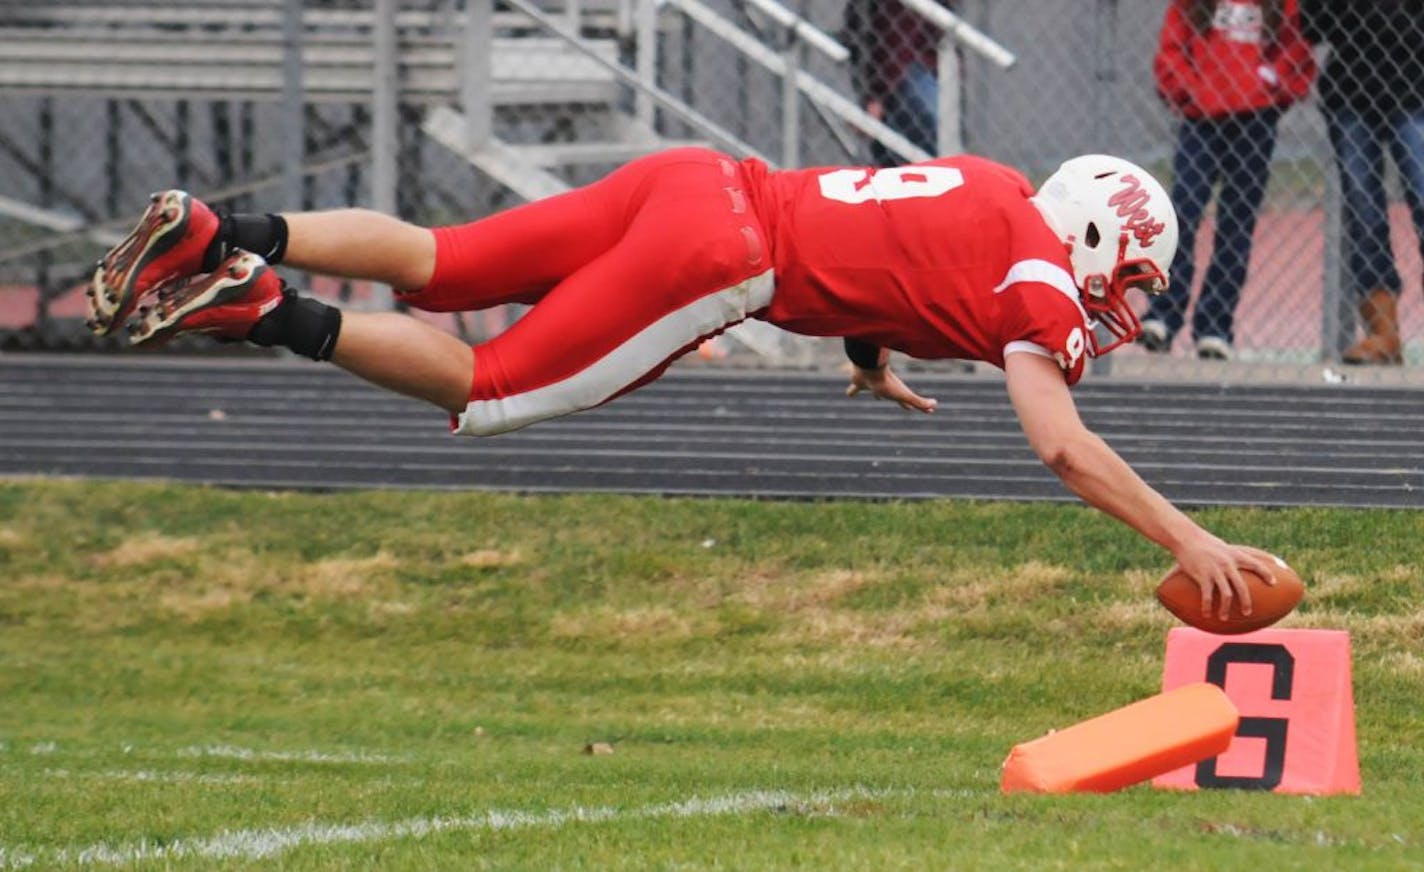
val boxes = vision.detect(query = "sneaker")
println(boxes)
[89,190,219,336]
[1138,318,1171,353]
[126,251,283,345]
[1195,336,1232,361]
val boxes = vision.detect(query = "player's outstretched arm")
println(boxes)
[1002,352,1275,618]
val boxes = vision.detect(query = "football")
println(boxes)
[1155,547,1304,635]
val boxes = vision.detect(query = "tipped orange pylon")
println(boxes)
[1001,683,1239,794]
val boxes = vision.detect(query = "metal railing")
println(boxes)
[2,1,1422,383]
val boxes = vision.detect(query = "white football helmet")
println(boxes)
[1030,155,1179,354]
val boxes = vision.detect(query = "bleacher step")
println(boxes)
[517,140,710,167]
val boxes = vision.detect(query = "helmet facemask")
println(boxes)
[1079,235,1170,355]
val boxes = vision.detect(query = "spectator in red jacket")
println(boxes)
[1141,0,1315,360]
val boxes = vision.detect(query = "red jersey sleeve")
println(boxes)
[995,276,1093,386]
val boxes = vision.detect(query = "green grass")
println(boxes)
[0,480,1421,870]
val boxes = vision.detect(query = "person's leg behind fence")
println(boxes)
[1143,117,1220,351]
[1386,106,1424,362]
[1191,108,1281,356]
[1328,106,1402,364]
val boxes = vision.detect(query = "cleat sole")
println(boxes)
[89,190,193,335]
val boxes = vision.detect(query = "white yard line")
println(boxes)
[0,786,912,869]
[41,768,260,786]
[5,742,403,765]
[175,745,405,765]
[37,767,433,790]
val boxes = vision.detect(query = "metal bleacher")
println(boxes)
[0,0,944,359]
[0,0,662,201]
[1,2,621,107]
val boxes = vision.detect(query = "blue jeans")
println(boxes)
[1147,110,1281,344]
[1325,105,1424,301]
[871,60,939,167]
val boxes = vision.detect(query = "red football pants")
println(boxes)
[398,148,772,435]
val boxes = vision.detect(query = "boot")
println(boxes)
[1342,289,1403,365]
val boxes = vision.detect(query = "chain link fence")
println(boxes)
[2,0,1422,381]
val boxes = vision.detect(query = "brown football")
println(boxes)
[1155,547,1304,635]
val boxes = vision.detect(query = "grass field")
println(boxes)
[0,479,1421,870]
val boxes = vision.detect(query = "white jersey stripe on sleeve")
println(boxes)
[1002,340,1055,361]
[454,270,776,436]
[992,258,1090,322]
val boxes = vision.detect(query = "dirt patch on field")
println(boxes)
[93,533,202,568]
[301,551,402,597]
[550,605,717,643]
[777,608,928,649]
[925,561,1075,610]
[734,568,879,612]
[159,585,253,621]
[457,549,524,569]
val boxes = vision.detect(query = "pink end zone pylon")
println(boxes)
[1153,627,1361,795]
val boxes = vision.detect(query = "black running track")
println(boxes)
[2,354,1422,509]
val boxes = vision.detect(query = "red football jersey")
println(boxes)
[748,155,1093,385]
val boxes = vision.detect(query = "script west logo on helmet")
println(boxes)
[1108,175,1168,249]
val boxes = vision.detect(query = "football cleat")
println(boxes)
[89,190,219,336]
[126,251,283,345]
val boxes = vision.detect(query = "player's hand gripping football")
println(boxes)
[845,364,938,413]
[1169,534,1278,621]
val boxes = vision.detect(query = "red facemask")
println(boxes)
[1080,235,1168,355]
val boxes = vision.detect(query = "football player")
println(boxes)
[89,147,1275,616]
